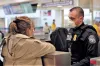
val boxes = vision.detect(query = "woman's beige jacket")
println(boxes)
[1,34,55,66]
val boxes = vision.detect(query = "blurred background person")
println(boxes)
[43,22,50,40]
[51,19,56,31]
[1,16,55,66]
[98,21,100,36]
[93,20,100,36]
[94,21,100,56]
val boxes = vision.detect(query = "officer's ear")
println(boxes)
[79,16,83,19]
[79,16,84,21]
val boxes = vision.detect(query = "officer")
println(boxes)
[67,7,99,66]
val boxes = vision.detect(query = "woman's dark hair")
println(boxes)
[8,16,34,35]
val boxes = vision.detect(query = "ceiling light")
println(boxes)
[57,6,62,7]
[37,5,41,7]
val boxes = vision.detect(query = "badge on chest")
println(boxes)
[73,34,77,41]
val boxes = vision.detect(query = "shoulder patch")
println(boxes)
[88,35,96,44]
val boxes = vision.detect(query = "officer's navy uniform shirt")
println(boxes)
[68,23,99,66]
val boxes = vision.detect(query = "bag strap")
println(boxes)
[79,25,97,41]
[80,25,96,33]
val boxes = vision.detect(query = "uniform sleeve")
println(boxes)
[72,30,99,66]
[32,40,55,57]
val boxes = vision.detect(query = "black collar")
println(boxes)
[73,23,85,31]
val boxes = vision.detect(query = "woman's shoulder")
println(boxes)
[26,38,42,44]
[26,38,52,46]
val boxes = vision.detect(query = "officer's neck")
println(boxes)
[74,22,84,30]
[76,22,83,27]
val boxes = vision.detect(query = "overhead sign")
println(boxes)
[41,0,52,3]
[42,0,74,7]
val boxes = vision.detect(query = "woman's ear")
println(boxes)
[26,28,30,35]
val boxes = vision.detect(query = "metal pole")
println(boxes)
[90,0,94,25]
[62,10,64,27]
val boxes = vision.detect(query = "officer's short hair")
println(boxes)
[70,7,84,17]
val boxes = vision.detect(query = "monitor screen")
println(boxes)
[10,3,24,14]
[3,5,12,15]
[31,3,37,13]
[3,3,37,15]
